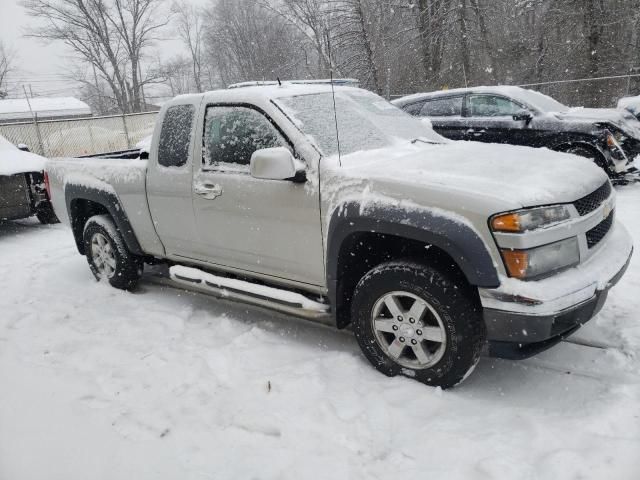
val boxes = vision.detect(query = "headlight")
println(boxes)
[607,130,627,149]
[491,205,571,233]
[500,237,580,280]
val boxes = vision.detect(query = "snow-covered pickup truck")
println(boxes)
[46,82,633,388]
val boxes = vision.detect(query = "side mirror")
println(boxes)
[250,147,306,182]
[513,110,533,124]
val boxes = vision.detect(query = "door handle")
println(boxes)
[194,183,223,200]
[466,128,485,136]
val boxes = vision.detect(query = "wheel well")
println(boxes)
[69,198,109,254]
[333,232,474,329]
[554,142,608,169]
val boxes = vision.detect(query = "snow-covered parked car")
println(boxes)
[0,135,58,224]
[393,86,640,182]
[46,82,633,388]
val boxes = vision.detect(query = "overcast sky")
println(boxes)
[0,0,184,101]
[0,0,76,99]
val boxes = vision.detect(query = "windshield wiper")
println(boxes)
[411,137,441,145]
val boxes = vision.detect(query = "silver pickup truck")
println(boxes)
[46,82,633,388]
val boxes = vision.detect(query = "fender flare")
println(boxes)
[64,183,143,256]
[326,202,500,309]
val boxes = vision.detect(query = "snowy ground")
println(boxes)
[1,187,639,480]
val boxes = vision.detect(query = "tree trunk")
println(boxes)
[457,0,471,87]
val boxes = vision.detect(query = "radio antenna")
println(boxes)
[328,37,342,167]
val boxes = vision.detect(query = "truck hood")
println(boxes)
[554,107,640,138]
[337,141,608,208]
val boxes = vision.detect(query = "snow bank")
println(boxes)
[0,134,47,175]
[1,195,640,478]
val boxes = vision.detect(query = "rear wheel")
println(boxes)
[83,214,142,290]
[351,261,485,389]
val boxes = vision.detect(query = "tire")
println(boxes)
[82,214,142,290]
[351,261,486,389]
[36,204,59,224]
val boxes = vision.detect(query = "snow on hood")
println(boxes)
[0,135,47,176]
[335,141,607,208]
[556,107,640,138]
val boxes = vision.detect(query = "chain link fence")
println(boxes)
[0,111,158,158]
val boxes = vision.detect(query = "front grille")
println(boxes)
[586,210,614,249]
[573,181,612,216]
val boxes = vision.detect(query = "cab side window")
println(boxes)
[203,106,288,170]
[420,97,463,117]
[468,95,522,117]
[158,104,195,168]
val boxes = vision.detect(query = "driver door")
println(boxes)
[190,105,325,287]
[464,94,533,145]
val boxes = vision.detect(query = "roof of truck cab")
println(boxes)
[168,83,361,107]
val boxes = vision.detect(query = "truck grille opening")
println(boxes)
[573,181,612,216]
[586,210,614,249]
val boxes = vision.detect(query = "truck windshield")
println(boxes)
[275,89,444,157]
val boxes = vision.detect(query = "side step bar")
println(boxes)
[169,265,332,322]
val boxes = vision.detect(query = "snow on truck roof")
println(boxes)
[228,79,360,89]
[168,82,366,107]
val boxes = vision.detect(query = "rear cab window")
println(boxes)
[157,104,195,168]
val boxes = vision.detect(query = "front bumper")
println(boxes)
[479,222,633,359]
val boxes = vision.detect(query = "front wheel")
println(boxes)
[351,261,486,389]
[83,214,142,290]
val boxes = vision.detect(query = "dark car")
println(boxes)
[393,86,640,181]
[0,136,58,224]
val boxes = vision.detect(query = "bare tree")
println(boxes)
[204,0,309,86]
[159,55,193,95]
[0,41,15,99]
[22,0,169,112]
[172,0,206,92]
[258,0,334,76]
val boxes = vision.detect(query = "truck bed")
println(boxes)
[46,156,163,256]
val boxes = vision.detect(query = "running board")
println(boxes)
[169,265,332,322]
